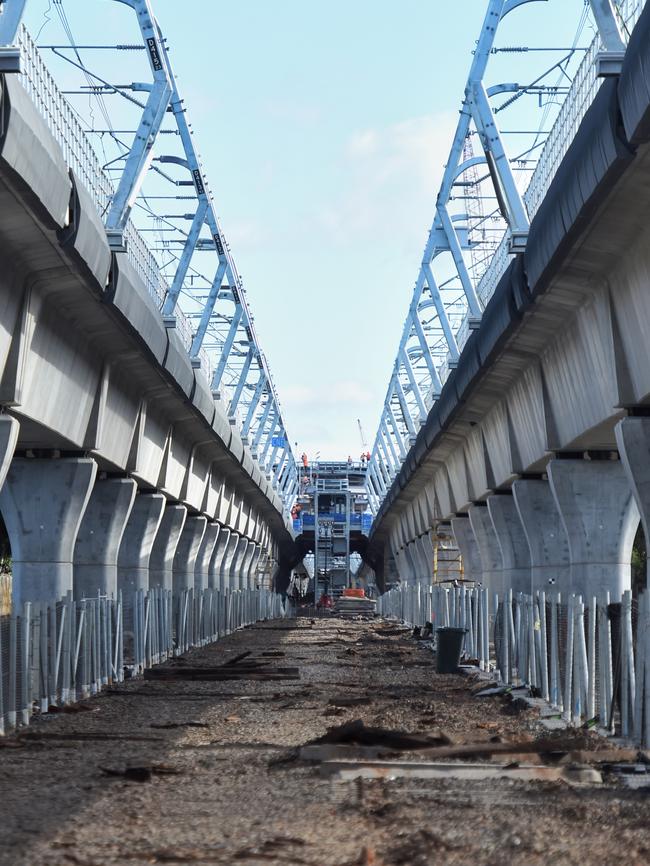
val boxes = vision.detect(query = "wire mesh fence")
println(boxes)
[0,586,286,736]
[379,583,650,746]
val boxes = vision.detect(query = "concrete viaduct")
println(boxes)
[367,5,650,604]
[0,73,297,607]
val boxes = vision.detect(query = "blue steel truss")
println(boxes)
[364,0,634,516]
[0,0,299,508]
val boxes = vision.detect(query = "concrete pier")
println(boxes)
[194,522,220,590]
[468,504,503,595]
[231,538,250,590]
[210,527,231,590]
[451,516,483,584]
[548,458,639,601]
[117,492,166,596]
[149,503,188,591]
[488,495,531,595]
[220,532,241,591]
[616,416,650,588]
[172,516,207,593]
[513,478,569,594]
[73,477,137,599]
[1,457,97,605]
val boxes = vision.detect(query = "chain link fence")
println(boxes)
[379,583,650,746]
[0,586,287,736]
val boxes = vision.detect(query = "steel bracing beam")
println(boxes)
[0,0,24,71]
[107,1,172,241]
[99,0,297,514]
[589,0,626,52]
[0,0,25,44]
[365,0,554,514]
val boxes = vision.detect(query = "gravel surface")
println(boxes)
[1,616,650,865]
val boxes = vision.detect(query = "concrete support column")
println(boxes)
[468,504,503,595]
[451,516,483,584]
[1,456,96,606]
[230,537,250,590]
[220,531,240,591]
[194,522,219,591]
[149,503,187,590]
[487,494,531,595]
[513,479,570,594]
[74,477,137,600]
[240,541,257,590]
[209,527,230,590]
[392,547,409,583]
[0,415,19,484]
[117,492,165,596]
[548,458,639,601]
[172,515,207,593]
[416,534,433,585]
[617,417,650,588]
[402,542,417,583]
[247,544,262,589]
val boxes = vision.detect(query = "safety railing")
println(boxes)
[15,27,211,375]
[0,586,286,736]
[379,583,492,671]
[379,583,650,746]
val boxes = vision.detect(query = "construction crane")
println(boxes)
[357,419,368,451]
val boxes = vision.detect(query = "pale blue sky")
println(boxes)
[24,0,594,459]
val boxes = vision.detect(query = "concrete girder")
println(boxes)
[433,467,456,519]
[446,445,472,514]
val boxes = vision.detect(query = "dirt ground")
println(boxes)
[1,616,650,866]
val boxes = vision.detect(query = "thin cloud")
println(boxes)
[317,111,458,247]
